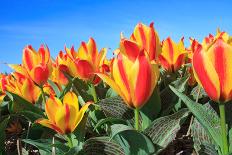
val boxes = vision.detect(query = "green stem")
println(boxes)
[219,103,229,155]
[91,84,98,103]
[134,108,139,130]
[40,86,46,105]
[66,134,73,148]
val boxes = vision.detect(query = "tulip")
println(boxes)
[0,74,7,103]
[36,92,91,134]
[97,39,159,109]
[129,22,161,61]
[3,73,40,104]
[65,38,108,84]
[159,37,186,72]
[192,37,232,154]
[10,45,52,86]
[51,51,70,86]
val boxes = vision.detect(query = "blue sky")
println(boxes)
[1,0,232,72]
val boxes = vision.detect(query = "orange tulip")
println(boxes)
[97,39,159,109]
[65,38,107,84]
[192,36,232,102]
[159,37,186,72]
[129,22,161,61]
[10,45,52,86]
[3,73,40,104]
[36,92,91,134]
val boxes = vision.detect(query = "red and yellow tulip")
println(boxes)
[192,36,232,102]
[51,51,70,86]
[0,74,7,102]
[159,37,186,72]
[10,45,53,86]
[3,73,40,104]
[97,39,159,109]
[129,22,161,61]
[36,92,91,134]
[65,38,108,84]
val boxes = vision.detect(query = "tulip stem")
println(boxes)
[219,103,229,155]
[66,134,73,148]
[91,84,98,103]
[134,108,139,130]
[40,86,46,106]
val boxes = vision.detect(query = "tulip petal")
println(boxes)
[36,119,63,134]
[63,92,79,111]
[129,51,158,108]
[96,73,127,103]
[120,39,140,62]
[31,65,49,85]
[21,79,39,104]
[207,39,232,101]
[45,96,63,124]
[73,102,91,130]
[75,60,94,80]
[22,45,39,70]
[112,54,132,104]
[193,47,220,101]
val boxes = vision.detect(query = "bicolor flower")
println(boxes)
[97,40,159,109]
[192,37,232,102]
[129,22,161,61]
[65,38,108,84]
[36,92,91,134]
[3,73,40,104]
[186,38,201,86]
[10,45,53,86]
[0,74,7,103]
[51,51,70,86]
[159,37,186,72]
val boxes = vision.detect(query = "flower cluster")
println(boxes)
[1,22,232,137]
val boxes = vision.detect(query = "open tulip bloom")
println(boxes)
[36,92,91,135]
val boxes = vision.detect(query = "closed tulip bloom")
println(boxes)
[0,74,7,103]
[97,40,159,109]
[192,37,232,102]
[36,92,91,134]
[159,37,186,72]
[129,22,161,61]
[10,45,52,86]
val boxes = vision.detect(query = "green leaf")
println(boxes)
[143,108,189,153]
[94,117,127,131]
[111,124,156,155]
[98,96,136,126]
[59,79,73,99]
[170,86,222,149]
[72,78,93,102]
[22,138,69,154]
[0,116,10,152]
[110,124,133,140]
[47,79,61,97]
[191,102,219,153]
[19,110,43,122]
[82,137,125,155]
[73,114,88,147]
[6,92,44,116]
[105,88,118,98]
[140,87,161,130]
[160,76,189,115]
[198,143,219,155]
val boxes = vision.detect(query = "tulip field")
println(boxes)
[1,22,232,155]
